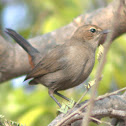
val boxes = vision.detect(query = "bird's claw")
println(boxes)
[57,103,69,114]
[57,98,75,114]
[65,98,75,109]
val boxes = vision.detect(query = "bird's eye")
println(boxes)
[90,28,96,33]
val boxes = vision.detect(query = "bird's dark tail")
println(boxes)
[5,28,39,58]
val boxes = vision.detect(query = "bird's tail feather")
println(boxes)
[5,28,39,58]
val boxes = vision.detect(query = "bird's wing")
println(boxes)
[25,45,68,80]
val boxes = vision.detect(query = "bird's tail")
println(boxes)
[5,28,39,58]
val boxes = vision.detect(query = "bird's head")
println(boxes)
[72,24,110,50]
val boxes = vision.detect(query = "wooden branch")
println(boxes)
[48,89,126,126]
[0,0,126,82]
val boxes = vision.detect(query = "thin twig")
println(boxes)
[66,87,89,116]
[96,87,126,100]
[56,87,126,126]
[91,117,113,126]
[56,1,125,126]
[82,0,122,125]
[74,89,89,106]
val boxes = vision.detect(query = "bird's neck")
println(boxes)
[84,41,97,53]
[69,38,97,53]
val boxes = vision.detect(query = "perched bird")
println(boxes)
[5,25,109,107]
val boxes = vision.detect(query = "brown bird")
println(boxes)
[5,25,109,107]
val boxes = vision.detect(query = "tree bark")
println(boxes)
[0,0,126,83]
[49,89,126,126]
[0,0,126,125]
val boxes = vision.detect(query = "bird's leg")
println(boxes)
[48,89,61,107]
[55,91,75,111]
[54,91,70,101]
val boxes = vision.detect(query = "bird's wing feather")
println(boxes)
[25,45,68,80]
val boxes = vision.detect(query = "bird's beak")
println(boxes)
[100,29,111,34]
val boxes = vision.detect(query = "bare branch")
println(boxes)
[49,89,126,126]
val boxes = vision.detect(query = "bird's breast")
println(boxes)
[82,57,95,78]
[68,49,95,87]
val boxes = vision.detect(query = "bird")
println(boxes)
[5,24,109,107]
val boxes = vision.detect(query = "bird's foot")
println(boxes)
[57,103,69,114]
[65,98,75,109]
[57,98,75,114]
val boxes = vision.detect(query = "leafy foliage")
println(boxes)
[0,0,125,126]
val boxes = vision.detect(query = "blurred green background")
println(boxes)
[0,0,126,126]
